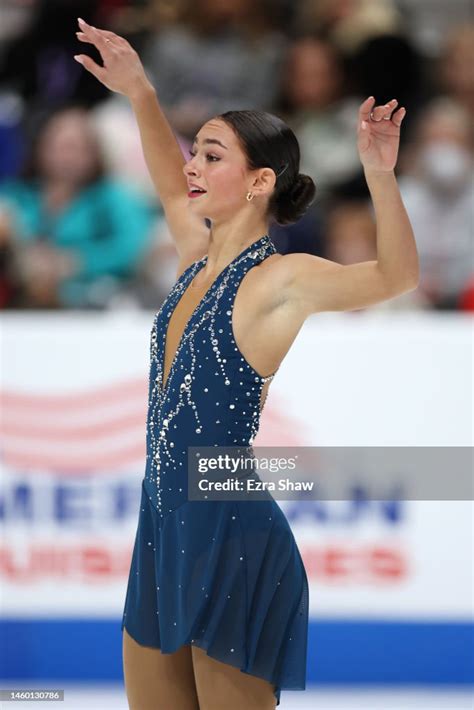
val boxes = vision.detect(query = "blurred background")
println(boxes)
[0,1,472,708]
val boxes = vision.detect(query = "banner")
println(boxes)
[1,312,472,682]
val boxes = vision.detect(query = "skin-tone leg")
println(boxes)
[191,645,277,710]
[122,628,200,710]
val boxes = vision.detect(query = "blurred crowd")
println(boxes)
[0,0,472,311]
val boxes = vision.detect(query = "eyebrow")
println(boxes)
[192,136,228,150]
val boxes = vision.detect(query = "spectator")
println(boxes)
[92,94,191,201]
[269,207,325,257]
[350,33,425,141]
[324,198,428,310]
[0,105,157,309]
[0,0,38,51]
[142,0,287,139]
[397,97,473,309]
[278,35,362,204]
[0,92,24,179]
[293,2,431,142]
[325,199,377,265]
[294,0,403,54]
[390,0,472,58]
[436,24,474,121]
[0,206,28,308]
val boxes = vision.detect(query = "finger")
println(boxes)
[359,96,390,130]
[382,99,398,119]
[360,96,376,120]
[360,97,392,122]
[73,54,107,83]
[77,17,112,54]
[77,18,124,43]
[77,18,104,51]
[372,101,394,120]
[391,106,406,127]
[77,19,130,55]
[76,31,94,44]
[369,99,398,122]
[76,30,119,49]
[384,99,398,117]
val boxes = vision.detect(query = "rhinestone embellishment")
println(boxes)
[144,235,278,517]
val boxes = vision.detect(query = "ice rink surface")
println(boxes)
[1,685,473,710]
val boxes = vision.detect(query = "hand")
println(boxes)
[357,97,406,174]
[74,17,152,99]
[55,250,81,278]
[19,243,78,283]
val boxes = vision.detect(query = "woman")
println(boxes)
[0,105,156,308]
[142,0,286,139]
[74,17,418,710]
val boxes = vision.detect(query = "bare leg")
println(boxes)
[191,645,277,710]
[123,628,200,710]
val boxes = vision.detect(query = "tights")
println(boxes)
[123,628,277,710]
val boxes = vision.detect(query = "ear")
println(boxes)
[249,167,276,198]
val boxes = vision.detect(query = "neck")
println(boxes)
[203,212,269,274]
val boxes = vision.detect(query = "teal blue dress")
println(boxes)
[0,179,155,307]
[122,234,309,706]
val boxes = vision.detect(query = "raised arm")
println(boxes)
[273,97,420,314]
[74,17,209,261]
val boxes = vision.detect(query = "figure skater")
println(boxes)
[74,17,418,710]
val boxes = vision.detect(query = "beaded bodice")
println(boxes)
[143,234,278,519]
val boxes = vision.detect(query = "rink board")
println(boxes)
[1,312,472,682]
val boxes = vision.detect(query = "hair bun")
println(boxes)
[289,174,312,203]
[274,173,316,225]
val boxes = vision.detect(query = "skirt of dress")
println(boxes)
[122,480,309,707]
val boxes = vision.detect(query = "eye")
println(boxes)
[188,149,220,162]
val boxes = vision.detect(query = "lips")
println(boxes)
[187,183,207,198]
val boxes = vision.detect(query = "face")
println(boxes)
[416,112,473,189]
[36,109,100,184]
[440,29,474,99]
[183,119,275,222]
[284,40,341,110]
[418,113,472,151]
[326,203,376,264]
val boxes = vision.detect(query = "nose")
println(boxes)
[183,156,199,177]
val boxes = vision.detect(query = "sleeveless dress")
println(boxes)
[121,234,309,706]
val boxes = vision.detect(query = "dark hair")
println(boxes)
[217,109,316,225]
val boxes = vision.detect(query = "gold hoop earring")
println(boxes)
[246,192,254,202]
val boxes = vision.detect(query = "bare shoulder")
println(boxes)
[262,251,339,285]
[250,251,335,313]
[237,252,285,312]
